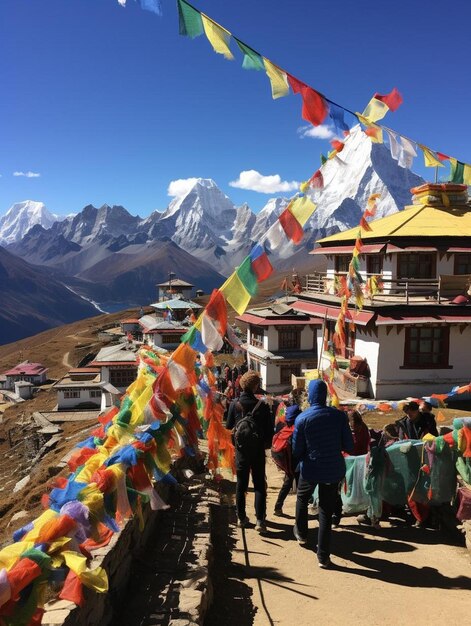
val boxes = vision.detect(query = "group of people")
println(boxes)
[216,362,247,399]
[224,369,439,569]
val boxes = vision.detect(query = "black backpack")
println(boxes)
[233,399,264,455]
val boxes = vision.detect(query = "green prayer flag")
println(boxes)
[451,159,465,184]
[320,153,327,165]
[235,39,264,70]
[177,0,204,38]
[181,326,195,343]
[236,256,259,296]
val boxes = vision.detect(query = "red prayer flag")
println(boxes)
[373,87,403,111]
[251,250,273,282]
[330,139,345,153]
[437,152,450,162]
[60,571,85,607]
[309,169,324,189]
[205,289,227,335]
[279,207,304,244]
[287,74,328,127]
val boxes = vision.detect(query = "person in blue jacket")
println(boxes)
[292,379,354,568]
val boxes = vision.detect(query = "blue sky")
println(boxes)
[1,0,470,217]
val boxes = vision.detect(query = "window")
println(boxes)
[89,390,102,398]
[404,326,449,368]
[454,253,471,275]
[161,334,184,344]
[367,254,383,275]
[278,329,301,350]
[109,368,137,387]
[250,328,264,348]
[249,358,261,373]
[280,365,301,386]
[397,253,436,279]
[64,390,80,399]
[335,255,350,273]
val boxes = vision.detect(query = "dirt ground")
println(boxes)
[205,458,471,626]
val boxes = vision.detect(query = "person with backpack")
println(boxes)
[272,403,301,516]
[226,370,274,533]
[292,379,354,568]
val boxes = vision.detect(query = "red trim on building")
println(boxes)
[311,244,385,255]
[291,301,374,326]
[236,313,322,326]
[376,314,471,326]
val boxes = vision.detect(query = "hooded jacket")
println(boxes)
[292,380,354,483]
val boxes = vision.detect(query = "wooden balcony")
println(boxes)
[304,272,470,305]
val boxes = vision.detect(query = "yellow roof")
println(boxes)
[317,203,471,244]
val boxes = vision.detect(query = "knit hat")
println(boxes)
[285,404,301,425]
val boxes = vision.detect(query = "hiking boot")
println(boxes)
[255,520,267,533]
[332,515,341,528]
[357,513,372,526]
[273,507,284,517]
[238,516,250,529]
[318,557,332,569]
[293,525,308,545]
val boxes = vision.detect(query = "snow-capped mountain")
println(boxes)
[9,127,425,287]
[0,200,63,245]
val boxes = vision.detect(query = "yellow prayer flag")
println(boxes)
[464,164,471,185]
[263,58,289,99]
[362,97,389,123]
[288,195,316,227]
[201,14,234,60]
[130,383,154,426]
[356,114,383,143]
[419,144,444,168]
[220,272,251,315]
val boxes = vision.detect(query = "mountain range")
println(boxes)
[1,126,425,343]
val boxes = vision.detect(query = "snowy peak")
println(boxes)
[0,200,61,245]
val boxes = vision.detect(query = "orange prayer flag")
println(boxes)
[437,410,447,423]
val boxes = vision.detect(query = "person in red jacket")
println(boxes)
[348,410,370,456]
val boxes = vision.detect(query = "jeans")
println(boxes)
[236,452,267,522]
[295,477,339,562]
[275,471,300,510]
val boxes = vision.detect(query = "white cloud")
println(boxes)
[229,170,299,194]
[167,177,199,198]
[298,124,335,140]
[13,171,41,178]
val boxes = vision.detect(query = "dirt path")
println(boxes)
[206,458,471,626]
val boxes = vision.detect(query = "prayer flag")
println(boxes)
[263,58,289,99]
[279,205,304,243]
[329,102,349,133]
[419,145,444,168]
[265,219,287,249]
[362,97,389,123]
[320,153,327,165]
[437,152,450,162]
[330,139,345,153]
[398,136,417,168]
[451,160,471,185]
[205,289,227,335]
[249,244,273,281]
[220,272,251,315]
[177,0,204,38]
[201,14,234,60]
[200,313,224,351]
[287,74,328,126]
[236,257,259,296]
[287,195,316,227]
[181,326,207,354]
[450,159,465,184]
[309,169,324,189]
[235,39,264,70]
[374,87,403,112]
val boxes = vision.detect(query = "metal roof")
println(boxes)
[150,298,202,310]
[317,203,471,244]
[155,278,194,287]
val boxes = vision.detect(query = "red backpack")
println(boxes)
[271,424,295,477]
